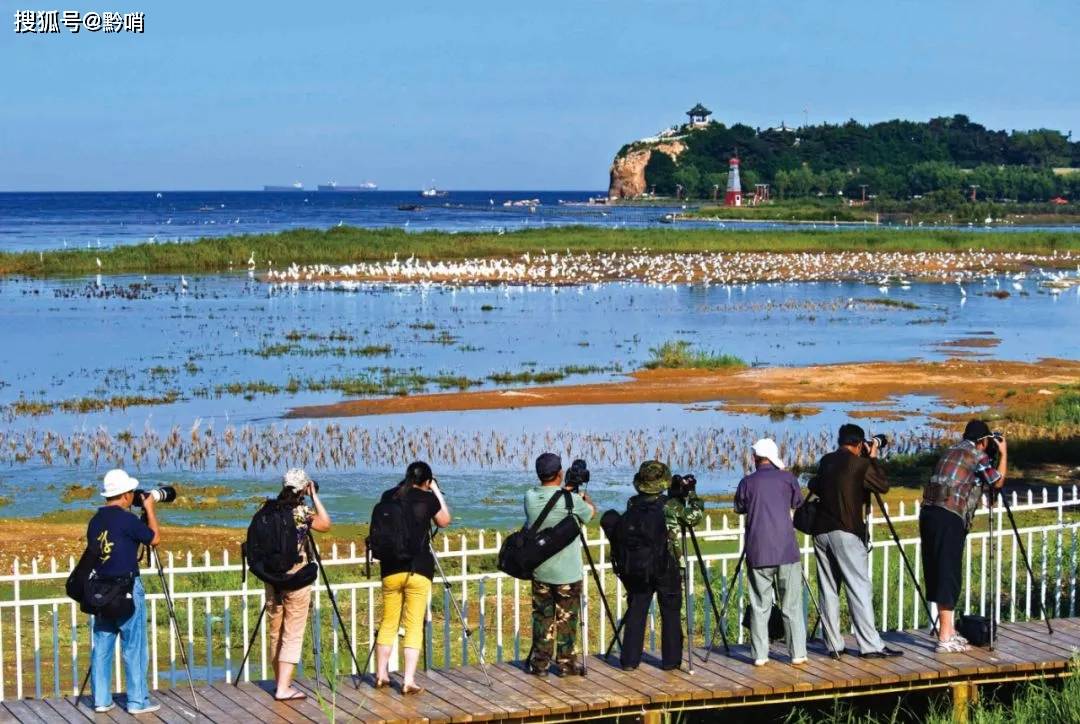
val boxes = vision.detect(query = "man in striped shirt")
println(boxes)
[920,420,1006,653]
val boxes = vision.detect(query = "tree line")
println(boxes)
[639,114,1079,203]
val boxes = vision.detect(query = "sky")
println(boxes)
[3,0,1078,191]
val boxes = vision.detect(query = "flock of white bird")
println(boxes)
[262,249,1080,292]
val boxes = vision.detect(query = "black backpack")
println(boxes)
[245,500,317,591]
[612,495,670,586]
[367,488,418,568]
[497,490,579,580]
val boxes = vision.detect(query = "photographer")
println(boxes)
[264,468,331,702]
[921,420,1006,653]
[733,439,807,666]
[372,461,450,695]
[808,424,902,658]
[618,460,702,672]
[524,453,595,677]
[87,469,160,715]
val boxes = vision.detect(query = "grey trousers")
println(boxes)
[813,529,885,655]
[747,562,807,662]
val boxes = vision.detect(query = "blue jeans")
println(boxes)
[91,576,150,711]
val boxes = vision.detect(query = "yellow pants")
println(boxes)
[376,572,432,650]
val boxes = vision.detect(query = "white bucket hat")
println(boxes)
[283,468,312,493]
[101,468,139,497]
[751,438,786,470]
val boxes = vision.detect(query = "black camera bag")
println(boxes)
[742,602,785,641]
[792,490,820,536]
[957,614,996,647]
[498,490,577,580]
[84,572,136,619]
[65,545,96,607]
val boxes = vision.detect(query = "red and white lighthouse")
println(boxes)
[725,155,742,206]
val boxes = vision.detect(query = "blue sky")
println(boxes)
[3,0,1078,191]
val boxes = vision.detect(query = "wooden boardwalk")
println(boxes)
[4,619,1078,723]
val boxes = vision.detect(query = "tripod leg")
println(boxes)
[308,533,364,687]
[680,526,694,674]
[154,549,201,714]
[705,549,745,661]
[77,656,92,709]
[430,541,493,687]
[233,601,267,686]
[1003,497,1053,635]
[578,584,588,676]
[577,524,622,651]
[687,527,728,661]
[873,492,938,636]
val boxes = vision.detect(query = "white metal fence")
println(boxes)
[1,486,1078,701]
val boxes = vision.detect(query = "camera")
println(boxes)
[669,473,697,500]
[133,486,177,506]
[987,431,1005,459]
[565,459,590,492]
[861,434,889,456]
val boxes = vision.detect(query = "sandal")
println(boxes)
[372,677,391,689]
[274,691,307,702]
[401,684,424,696]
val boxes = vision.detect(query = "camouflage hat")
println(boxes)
[633,460,671,495]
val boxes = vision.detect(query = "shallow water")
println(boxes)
[0,272,1075,527]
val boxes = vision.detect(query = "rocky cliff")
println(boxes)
[608,141,685,198]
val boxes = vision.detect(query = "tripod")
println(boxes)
[679,522,732,661]
[575,519,623,664]
[234,533,363,689]
[429,537,494,686]
[705,548,745,659]
[149,547,202,715]
[990,488,1053,645]
[872,491,938,636]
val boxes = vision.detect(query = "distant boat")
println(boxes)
[318,181,378,192]
[263,182,304,191]
[420,182,448,198]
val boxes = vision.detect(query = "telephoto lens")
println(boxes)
[871,434,889,449]
[565,459,590,489]
[134,486,178,506]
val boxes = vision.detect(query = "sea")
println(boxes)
[1,190,1076,252]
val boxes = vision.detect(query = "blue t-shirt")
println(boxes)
[86,506,154,577]
[733,463,803,568]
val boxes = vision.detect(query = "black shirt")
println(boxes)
[808,449,889,540]
[377,486,442,580]
[86,506,154,577]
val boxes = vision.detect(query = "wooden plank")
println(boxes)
[39,698,91,724]
[160,687,231,723]
[580,658,675,705]
[207,683,296,724]
[572,658,653,707]
[149,689,205,724]
[420,669,510,721]
[20,700,68,724]
[187,684,272,724]
[476,663,570,716]
[294,678,406,723]
[497,663,606,713]
[635,653,718,701]
[238,681,328,724]
[682,650,760,697]
[880,632,963,680]
[993,626,1075,668]
[3,701,46,723]
[312,675,461,724]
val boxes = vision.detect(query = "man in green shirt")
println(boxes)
[524,452,596,677]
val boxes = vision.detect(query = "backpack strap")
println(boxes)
[529,488,569,534]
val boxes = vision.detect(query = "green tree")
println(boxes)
[644,151,678,196]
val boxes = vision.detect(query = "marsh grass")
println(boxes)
[4,226,1080,277]
[644,341,747,371]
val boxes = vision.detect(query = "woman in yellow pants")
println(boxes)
[374,461,451,695]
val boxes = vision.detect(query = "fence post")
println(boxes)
[14,557,22,700]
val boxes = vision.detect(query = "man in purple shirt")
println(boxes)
[733,439,807,666]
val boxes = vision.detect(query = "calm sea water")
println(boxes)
[1,191,1075,251]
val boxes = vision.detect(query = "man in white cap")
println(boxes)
[87,469,161,714]
[733,439,807,666]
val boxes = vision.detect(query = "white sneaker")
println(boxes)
[935,637,970,654]
[951,633,969,646]
[791,657,808,665]
[753,658,769,666]
[94,703,115,713]
[127,701,161,715]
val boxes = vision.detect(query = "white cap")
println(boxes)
[283,468,312,492]
[751,438,786,470]
[101,469,139,497]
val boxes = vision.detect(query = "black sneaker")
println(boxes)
[860,646,904,659]
[620,664,638,672]
[556,664,586,677]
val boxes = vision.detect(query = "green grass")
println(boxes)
[644,340,747,370]
[684,200,878,222]
[3,225,1080,277]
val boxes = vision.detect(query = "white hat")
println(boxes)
[751,438,786,470]
[283,468,312,492]
[101,469,139,497]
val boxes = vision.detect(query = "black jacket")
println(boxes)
[808,449,889,540]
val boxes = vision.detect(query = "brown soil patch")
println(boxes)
[287,358,1080,419]
[848,409,910,421]
[937,337,1002,349]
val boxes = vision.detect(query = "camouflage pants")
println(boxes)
[527,580,582,673]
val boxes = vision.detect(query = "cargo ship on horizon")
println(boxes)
[263,182,304,191]
[318,181,378,192]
